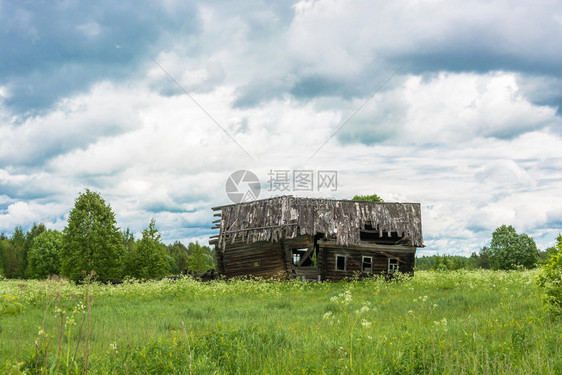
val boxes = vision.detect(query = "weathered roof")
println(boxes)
[213,196,423,248]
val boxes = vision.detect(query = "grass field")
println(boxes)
[1,270,561,374]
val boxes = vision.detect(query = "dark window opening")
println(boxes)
[360,223,402,244]
[292,248,313,266]
[336,255,346,271]
[388,258,399,273]
[362,256,372,273]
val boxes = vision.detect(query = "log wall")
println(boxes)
[219,239,287,278]
[321,244,415,281]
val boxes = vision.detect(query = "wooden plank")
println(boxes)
[297,247,315,267]
[377,250,406,264]
[224,223,298,233]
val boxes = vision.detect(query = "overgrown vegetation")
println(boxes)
[0,270,560,374]
[536,234,562,314]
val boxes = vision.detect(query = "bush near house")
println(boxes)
[537,234,562,314]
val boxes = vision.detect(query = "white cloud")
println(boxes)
[340,72,559,144]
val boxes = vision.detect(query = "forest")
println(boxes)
[0,190,215,281]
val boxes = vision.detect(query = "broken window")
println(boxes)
[360,223,402,244]
[292,248,312,266]
[336,255,346,271]
[362,256,373,273]
[388,258,399,273]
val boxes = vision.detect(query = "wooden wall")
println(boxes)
[321,244,415,281]
[216,235,415,280]
[218,239,287,278]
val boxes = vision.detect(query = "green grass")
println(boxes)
[1,270,561,374]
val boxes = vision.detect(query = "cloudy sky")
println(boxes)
[1,0,561,255]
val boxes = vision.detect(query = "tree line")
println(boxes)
[416,224,556,271]
[0,189,215,281]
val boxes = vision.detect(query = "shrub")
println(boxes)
[536,234,562,313]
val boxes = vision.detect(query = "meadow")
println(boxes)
[1,270,560,374]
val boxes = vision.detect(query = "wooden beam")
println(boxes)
[297,247,315,267]
[224,223,297,233]
[377,251,406,264]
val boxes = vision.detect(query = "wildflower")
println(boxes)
[323,311,333,320]
[343,290,352,304]
[361,319,372,328]
[66,316,76,326]
[355,305,370,315]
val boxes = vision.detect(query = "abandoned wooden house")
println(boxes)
[209,196,423,281]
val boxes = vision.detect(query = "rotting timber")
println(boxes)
[210,196,423,281]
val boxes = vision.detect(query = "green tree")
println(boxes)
[61,189,124,281]
[11,226,27,278]
[188,242,215,273]
[167,241,190,274]
[0,227,26,279]
[467,247,491,269]
[121,227,137,277]
[124,219,168,279]
[0,240,11,277]
[23,223,46,278]
[489,225,538,270]
[26,229,62,279]
[432,255,455,271]
[351,194,384,202]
